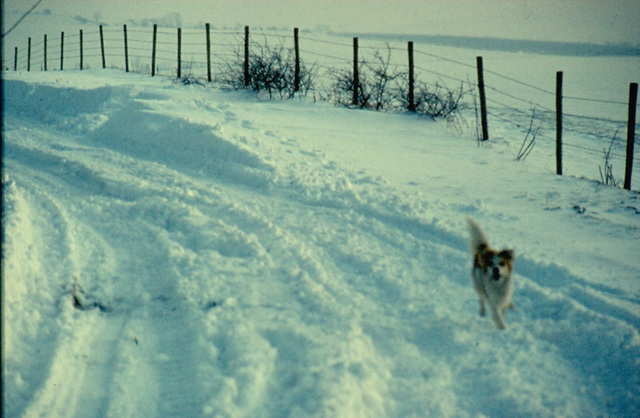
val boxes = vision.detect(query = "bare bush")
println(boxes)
[331,44,405,110]
[214,37,466,122]
[176,61,206,86]
[396,79,467,119]
[329,66,361,107]
[599,133,620,187]
[366,47,406,110]
[217,39,316,98]
[516,107,539,161]
[331,44,467,120]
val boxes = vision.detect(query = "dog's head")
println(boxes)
[477,244,514,281]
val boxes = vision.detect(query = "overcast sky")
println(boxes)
[4,0,640,45]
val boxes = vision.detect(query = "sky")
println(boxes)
[3,0,640,46]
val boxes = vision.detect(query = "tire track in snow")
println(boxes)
[514,260,640,416]
[359,210,640,415]
[149,182,395,416]
[4,124,211,415]
[254,145,557,415]
[518,257,640,330]
[274,197,590,416]
[318,206,638,416]
[3,158,127,417]
[2,171,73,417]
[83,125,397,415]
[4,114,376,415]
[99,220,207,417]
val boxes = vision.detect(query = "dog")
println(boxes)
[468,218,515,330]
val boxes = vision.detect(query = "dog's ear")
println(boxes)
[480,248,495,267]
[499,249,514,260]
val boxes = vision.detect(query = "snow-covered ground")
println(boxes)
[3,66,639,416]
[3,2,640,417]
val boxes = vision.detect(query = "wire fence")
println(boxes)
[4,24,639,190]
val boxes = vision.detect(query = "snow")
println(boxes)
[3,4,640,417]
[4,67,639,417]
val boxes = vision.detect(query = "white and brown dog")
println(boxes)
[468,218,515,330]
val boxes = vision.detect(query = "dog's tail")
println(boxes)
[467,218,489,252]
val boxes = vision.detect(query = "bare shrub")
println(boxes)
[403,80,467,119]
[599,133,620,187]
[217,38,316,98]
[331,44,405,110]
[176,60,206,86]
[366,46,406,110]
[516,107,539,161]
[331,44,467,120]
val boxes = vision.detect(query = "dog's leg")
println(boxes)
[491,306,506,330]
[473,273,487,317]
[478,294,487,317]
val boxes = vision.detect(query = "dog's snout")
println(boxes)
[492,267,501,280]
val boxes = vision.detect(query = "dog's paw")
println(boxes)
[493,317,507,330]
[491,309,507,330]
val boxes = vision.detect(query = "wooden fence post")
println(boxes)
[14,47,18,71]
[294,27,300,92]
[476,56,489,141]
[151,24,157,76]
[177,27,182,78]
[44,34,47,71]
[60,31,64,70]
[352,37,359,106]
[123,25,129,72]
[206,23,212,82]
[79,30,83,70]
[624,82,638,190]
[556,71,563,176]
[99,25,106,68]
[244,26,250,87]
[408,41,415,112]
[27,37,31,71]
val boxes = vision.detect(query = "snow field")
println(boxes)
[2,70,640,416]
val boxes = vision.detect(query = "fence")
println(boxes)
[5,23,639,191]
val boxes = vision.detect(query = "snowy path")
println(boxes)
[3,73,639,416]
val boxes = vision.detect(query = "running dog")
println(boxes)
[468,218,515,330]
